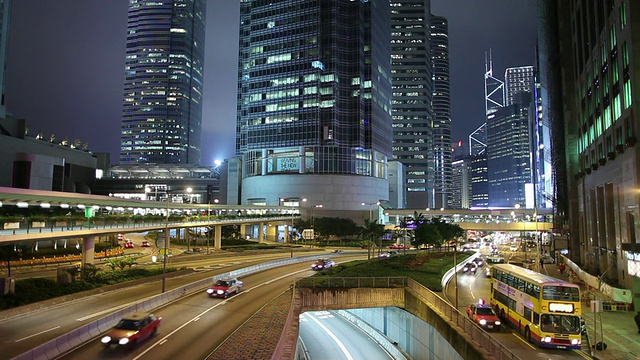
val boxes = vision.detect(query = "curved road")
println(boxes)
[299,311,394,360]
[445,253,590,360]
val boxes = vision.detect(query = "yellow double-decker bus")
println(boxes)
[490,264,582,349]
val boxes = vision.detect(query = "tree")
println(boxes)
[360,218,385,259]
[105,258,119,271]
[430,217,465,250]
[121,256,137,269]
[80,264,99,280]
[414,222,442,250]
[398,216,413,253]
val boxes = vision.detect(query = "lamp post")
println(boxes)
[454,242,458,309]
[162,186,192,293]
[361,201,381,222]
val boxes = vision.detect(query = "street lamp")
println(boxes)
[361,201,381,222]
[162,186,192,293]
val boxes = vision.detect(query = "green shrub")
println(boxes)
[0,267,178,310]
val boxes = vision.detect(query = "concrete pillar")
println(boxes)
[258,222,264,243]
[81,236,95,266]
[283,224,290,243]
[266,223,277,242]
[214,225,222,250]
[239,224,248,239]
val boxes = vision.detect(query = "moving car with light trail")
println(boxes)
[101,312,161,348]
[311,259,335,270]
[207,278,243,298]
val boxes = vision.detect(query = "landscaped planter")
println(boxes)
[3,222,20,230]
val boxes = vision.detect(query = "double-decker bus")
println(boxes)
[490,264,582,349]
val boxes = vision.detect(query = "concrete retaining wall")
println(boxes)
[297,287,404,312]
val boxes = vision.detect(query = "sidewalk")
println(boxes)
[542,263,640,360]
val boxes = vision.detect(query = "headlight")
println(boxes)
[206,289,214,294]
[101,336,111,344]
[495,321,501,326]
[571,339,580,345]
[542,336,552,343]
[479,319,487,325]
[119,338,130,345]
[216,290,225,295]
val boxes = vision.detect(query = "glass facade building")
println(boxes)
[390,0,435,209]
[120,0,206,165]
[430,15,452,209]
[486,93,532,208]
[236,0,392,211]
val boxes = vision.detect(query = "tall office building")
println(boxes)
[470,154,488,208]
[504,66,534,106]
[236,0,392,212]
[451,156,472,209]
[120,0,206,165]
[390,0,435,209]
[550,0,640,305]
[0,0,11,119]
[430,15,452,209]
[486,92,532,208]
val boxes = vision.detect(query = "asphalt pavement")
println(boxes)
[542,262,640,360]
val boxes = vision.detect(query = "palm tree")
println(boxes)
[361,218,385,259]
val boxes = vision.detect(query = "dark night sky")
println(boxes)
[5,0,536,166]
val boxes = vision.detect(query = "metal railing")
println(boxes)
[407,279,520,360]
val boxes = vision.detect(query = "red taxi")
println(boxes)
[466,299,501,331]
[100,312,161,348]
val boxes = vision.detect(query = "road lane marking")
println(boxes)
[511,333,536,349]
[132,267,310,360]
[15,326,61,342]
[573,349,592,359]
[76,302,137,322]
[305,313,354,360]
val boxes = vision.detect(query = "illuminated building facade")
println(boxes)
[430,15,452,209]
[390,0,443,209]
[547,0,640,307]
[236,0,392,212]
[120,0,206,165]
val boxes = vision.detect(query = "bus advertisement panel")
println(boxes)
[490,264,582,349]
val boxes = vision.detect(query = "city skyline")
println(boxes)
[5,0,536,166]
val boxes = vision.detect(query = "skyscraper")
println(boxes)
[390,0,435,209]
[550,0,640,301]
[486,92,532,207]
[504,66,534,106]
[236,0,392,211]
[430,15,452,209]
[120,0,206,165]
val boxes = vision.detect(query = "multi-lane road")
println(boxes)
[2,248,365,359]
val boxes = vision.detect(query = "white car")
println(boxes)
[206,278,243,298]
[311,259,335,270]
